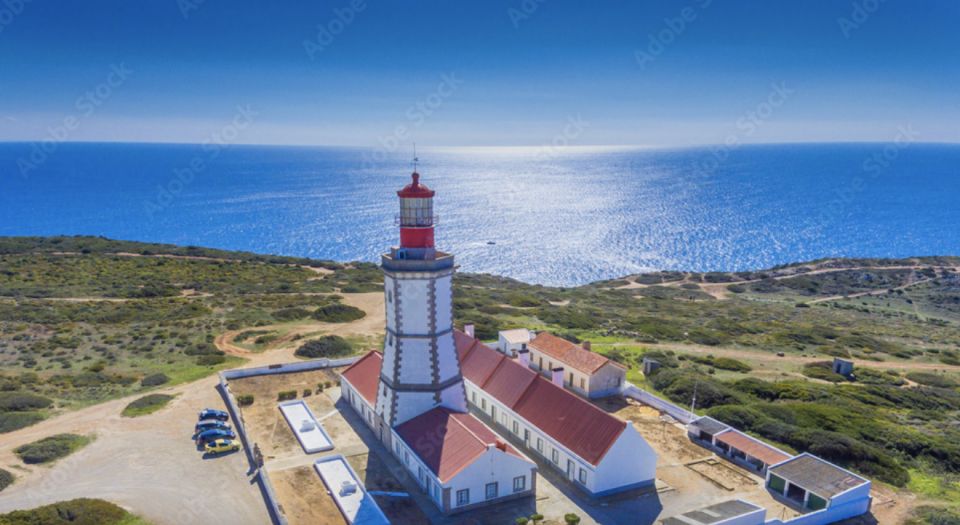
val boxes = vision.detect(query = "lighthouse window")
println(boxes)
[388,290,393,303]
[400,198,433,226]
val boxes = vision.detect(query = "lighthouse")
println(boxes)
[374,168,467,435]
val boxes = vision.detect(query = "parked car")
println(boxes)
[195,428,236,445]
[198,408,229,421]
[204,439,241,455]
[193,419,230,438]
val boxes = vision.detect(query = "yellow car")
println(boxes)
[204,439,240,454]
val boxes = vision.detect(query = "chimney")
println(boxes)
[518,349,530,366]
[551,367,564,387]
[464,324,475,338]
[582,341,591,351]
[496,440,507,452]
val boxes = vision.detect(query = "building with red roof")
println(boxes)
[456,329,657,497]
[525,331,627,399]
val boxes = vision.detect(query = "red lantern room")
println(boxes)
[396,171,436,258]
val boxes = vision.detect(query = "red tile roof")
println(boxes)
[340,351,382,404]
[528,332,623,374]
[715,430,792,466]
[456,331,627,466]
[394,407,523,482]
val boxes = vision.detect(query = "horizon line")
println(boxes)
[1,139,958,150]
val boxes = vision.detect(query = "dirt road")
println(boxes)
[0,291,386,525]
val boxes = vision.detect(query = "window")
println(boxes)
[485,482,498,500]
[433,483,440,502]
[551,449,559,464]
[616,376,621,387]
[513,476,526,493]
[536,438,543,453]
[512,421,519,435]
[580,377,585,389]
[395,442,402,456]
[578,468,587,485]
[481,398,487,411]
[471,391,477,404]
[538,357,543,369]
[388,334,394,346]
[456,489,470,506]
[404,450,409,466]
[388,290,393,303]
[418,467,426,488]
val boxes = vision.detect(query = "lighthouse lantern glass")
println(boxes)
[400,197,433,227]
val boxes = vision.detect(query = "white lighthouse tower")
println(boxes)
[374,167,467,435]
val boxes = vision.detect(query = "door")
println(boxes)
[566,459,575,480]
[523,429,530,446]
[491,405,497,422]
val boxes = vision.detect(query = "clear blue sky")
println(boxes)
[1,0,957,147]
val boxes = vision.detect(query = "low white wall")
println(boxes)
[765,496,872,525]
[221,356,360,381]
[623,383,696,424]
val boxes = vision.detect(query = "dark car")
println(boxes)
[194,419,230,438]
[195,428,236,445]
[198,408,229,422]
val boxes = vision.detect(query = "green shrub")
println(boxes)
[312,303,365,323]
[278,391,297,401]
[122,394,175,417]
[801,362,848,383]
[294,336,353,359]
[14,434,91,464]
[0,498,136,525]
[237,394,254,407]
[139,373,169,387]
[273,307,311,321]
[564,513,581,525]
[907,505,960,525]
[196,354,226,366]
[0,468,12,492]
[515,518,529,525]
[0,392,53,412]
[906,372,958,389]
[0,412,46,433]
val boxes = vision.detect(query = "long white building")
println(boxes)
[456,329,658,496]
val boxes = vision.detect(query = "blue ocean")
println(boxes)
[1,142,958,286]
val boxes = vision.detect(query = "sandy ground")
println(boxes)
[230,369,429,525]
[595,396,801,522]
[0,290,386,525]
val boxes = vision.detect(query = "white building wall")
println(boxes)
[384,276,397,329]
[436,334,460,380]
[588,363,626,398]
[397,279,430,334]
[392,391,438,425]
[434,274,453,331]
[396,338,433,384]
[591,424,656,494]
[445,448,536,510]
